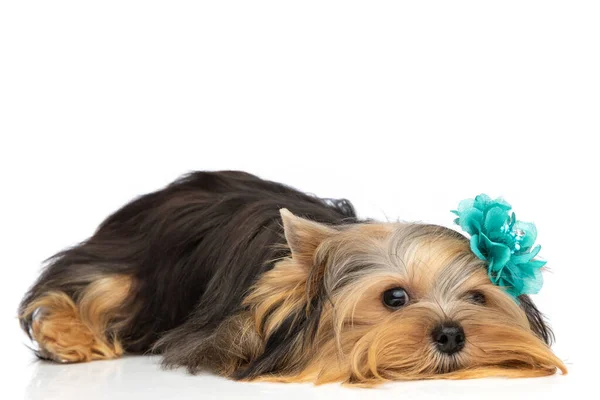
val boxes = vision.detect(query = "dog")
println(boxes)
[19,171,566,385]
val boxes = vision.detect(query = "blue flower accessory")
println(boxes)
[452,194,546,298]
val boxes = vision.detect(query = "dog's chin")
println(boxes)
[434,354,462,374]
[433,356,543,377]
[430,352,562,380]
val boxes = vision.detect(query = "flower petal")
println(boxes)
[473,194,492,210]
[484,206,510,233]
[479,234,512,271]
[503,263,526,294]
[522,267,544,294]
[460,208,483,235]
[510,259,545,296]
[515,221,538,249]
[493,197,512,211]
[457,199,475,213]
[511,245,542,264]
[469,235,486,260]
[524,259,547,271]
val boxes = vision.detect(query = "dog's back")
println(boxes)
[19,171,358,358]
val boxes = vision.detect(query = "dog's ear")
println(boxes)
[518,294,555,345]
[233,210,334,380]
[280,208,336,265]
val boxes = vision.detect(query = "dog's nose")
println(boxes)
[432,323,465,355]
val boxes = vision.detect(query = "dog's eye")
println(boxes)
[466,291,486,305]
[382,287,409,309]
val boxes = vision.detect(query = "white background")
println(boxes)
[1,1,598,399]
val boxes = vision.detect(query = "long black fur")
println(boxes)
[518,294,554,345]
[19,171,359,356]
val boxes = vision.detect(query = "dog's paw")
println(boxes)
[28,292,123,363]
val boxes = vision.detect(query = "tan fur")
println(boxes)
[20,275,132,362]
[240,215,567,385]
[20,210,567,386]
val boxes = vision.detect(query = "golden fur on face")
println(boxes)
[243,210,567,385]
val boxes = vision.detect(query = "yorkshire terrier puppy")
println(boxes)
[19,171,566,385]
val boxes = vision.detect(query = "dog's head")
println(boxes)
[241,209,566,385]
